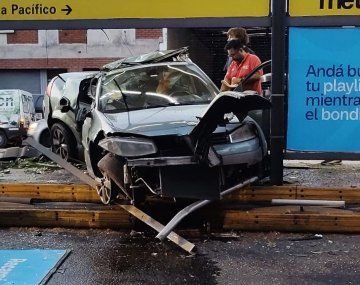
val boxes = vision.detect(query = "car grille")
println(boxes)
[154,136,193,156]
[153,132,230,157]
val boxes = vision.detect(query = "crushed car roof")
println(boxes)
[102,47,189,71]
[57,71,98,80]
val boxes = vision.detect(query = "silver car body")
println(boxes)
[79,52,270,202]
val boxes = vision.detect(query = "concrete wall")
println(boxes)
[0,28,167,96]
[0,29,164,60]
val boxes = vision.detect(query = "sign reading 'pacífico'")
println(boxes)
[290,0,360,16]
[1,4,72,16]
[0,0,269,20]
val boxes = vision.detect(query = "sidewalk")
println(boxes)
[284,160,360,188]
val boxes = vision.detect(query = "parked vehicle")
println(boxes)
[44,48,271,204]
[0,89,35,148]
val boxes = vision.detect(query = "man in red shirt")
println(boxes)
[220,39,263,95]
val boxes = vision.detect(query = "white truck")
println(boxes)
[0,89,35,148]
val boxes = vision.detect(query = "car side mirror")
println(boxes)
[59,97,71,113]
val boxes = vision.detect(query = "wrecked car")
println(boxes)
[44,71,97,161]
[72,48,271,204]
[44,48,270,204]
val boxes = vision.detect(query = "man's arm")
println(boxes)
[242,72,261,84]
[220,76,232,92]
[244,55,263,84]
[222,76,245,90]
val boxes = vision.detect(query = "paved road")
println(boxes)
[1,160,360,284]
[0,228,359,285]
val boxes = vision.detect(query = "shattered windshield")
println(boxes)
[98,63,218,113]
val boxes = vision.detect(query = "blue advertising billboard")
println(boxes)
[287,27,360,152]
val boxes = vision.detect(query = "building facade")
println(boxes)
[0,29,166,102]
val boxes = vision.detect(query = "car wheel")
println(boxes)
[97,174,119,205]
[0,131,7,148]
[97,153,126,204]
[51,123,76,160]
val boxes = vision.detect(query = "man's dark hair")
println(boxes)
[226,27,249,45]
[224,39,244,51]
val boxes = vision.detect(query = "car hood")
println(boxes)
[189,92,271,158]
[103,104,213,136]
[102,93,271,137]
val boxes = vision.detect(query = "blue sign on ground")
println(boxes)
[287,27,360,152]
[0,249,68,285]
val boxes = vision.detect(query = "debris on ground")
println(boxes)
[320,160,343,166]
[0,156,82,183]
[311,250,349,255]
[130,230,144,237]
[209,232,241,241]
[1,156,57,170]
[0,157,86,175]
[289,234,323,241]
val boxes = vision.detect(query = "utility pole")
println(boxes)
[270,0,286,185]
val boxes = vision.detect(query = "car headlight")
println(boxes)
[229,124,256,143]
[99,137,157,157]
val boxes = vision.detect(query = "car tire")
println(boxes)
[51,123,76,161]
[0,131,7,148]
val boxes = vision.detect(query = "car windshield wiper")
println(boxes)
[176,101,211,105]
[143,101,210,109]
[144,102,179,109]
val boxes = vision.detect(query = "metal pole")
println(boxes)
[156,176,258,241]
[270,0,286,185]
[272,199,345,208]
